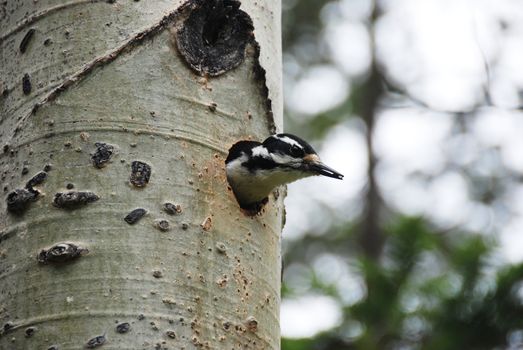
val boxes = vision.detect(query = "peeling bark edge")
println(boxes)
[13,0,276,136]
[250,40,276,134]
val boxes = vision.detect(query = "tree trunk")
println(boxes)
[0,1,282,349]
[358,1,385,260]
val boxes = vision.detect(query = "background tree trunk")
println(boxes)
[0,0,282,349]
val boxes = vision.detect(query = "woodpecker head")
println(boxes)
[225,133,343,212]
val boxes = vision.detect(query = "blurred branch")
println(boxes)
[357,2,385,260]
[475,40,494,107]
[378,13,523,115]
[378,76,485,115]
[471,8,494,107]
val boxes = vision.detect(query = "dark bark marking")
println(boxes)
[19,28,35,53]
[86,334,106,348]
[166,330,176,338]
[6,171,47,214]
[91,142,115,168]
[22,73,32,95]
[245,316,258,332]
[124,208,147,224]
[37,243,87,264]
[26,171,47,188]
[1,321,14,335]
[130,161,151,187]
[53,191,99,209]
[115,322,130,334]
[6,188,38,213]
[155,219,170,231]
[24,326,37,338]
[215,242,227,254]
[175,0,254,76]
[163,202,182,215]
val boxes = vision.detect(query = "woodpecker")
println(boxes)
[225,133,344,212]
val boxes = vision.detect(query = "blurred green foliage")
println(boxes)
[281,0,523,349]
[283,218,523,350]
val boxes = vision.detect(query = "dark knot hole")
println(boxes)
[202,0,239,46]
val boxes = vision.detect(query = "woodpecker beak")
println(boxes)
[304,154,344,180]
[309,161,344,179]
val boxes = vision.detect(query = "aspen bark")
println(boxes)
[0,0,283,349]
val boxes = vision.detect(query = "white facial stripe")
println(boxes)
[226,154,250,183]
[271,153,301,167]
[251,145,270,158]
[226,152,247,166]
[275,135,303,149]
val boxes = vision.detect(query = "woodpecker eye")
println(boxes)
[289,145,304,158]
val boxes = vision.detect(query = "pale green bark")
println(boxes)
[0,1,282,349]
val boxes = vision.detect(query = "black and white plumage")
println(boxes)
[225,133,343,211]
